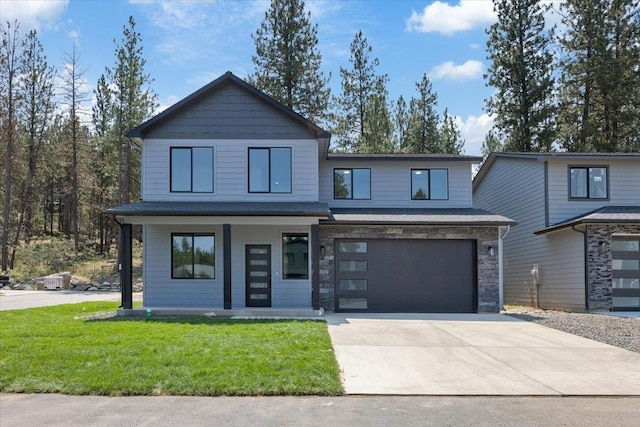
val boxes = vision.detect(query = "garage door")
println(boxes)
[335,239,476,313]
[612,236,640,311]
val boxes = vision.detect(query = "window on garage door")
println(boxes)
[612,236,640,311]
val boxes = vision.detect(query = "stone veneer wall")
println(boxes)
[318,225,500,312]
[586,224,640,310]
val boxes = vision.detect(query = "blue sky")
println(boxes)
[1,0,559,155]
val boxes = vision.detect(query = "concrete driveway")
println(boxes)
[326,313,640,396]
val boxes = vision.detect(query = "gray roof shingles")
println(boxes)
[106,201,332,217]
[106,203,516,226]
[326,208,516,226]
[535,206,640,234]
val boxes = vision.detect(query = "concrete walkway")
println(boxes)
[326,313,640,396]
[0,289,126,311]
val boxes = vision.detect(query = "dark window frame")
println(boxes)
[171,233,215,280]
[248,147,292,194]
[281,233,309,280]
[568,165,609,201]
[333,168,372,200]
[410,168,449,201]
[169,147,214,193]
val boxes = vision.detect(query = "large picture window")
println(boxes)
[170,147,213,192]
[248,147,291,193]
[282,233,308,279]
[569,166,608,199]
[171,234,215,279]
[411,169,448,200]
[334,168,371,199]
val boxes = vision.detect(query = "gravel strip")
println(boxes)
[505,308,640,353]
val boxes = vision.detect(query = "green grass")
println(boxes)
[0,302,343,396]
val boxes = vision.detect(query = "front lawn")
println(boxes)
[0,302,342,396]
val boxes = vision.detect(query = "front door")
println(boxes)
[246,245,271,307]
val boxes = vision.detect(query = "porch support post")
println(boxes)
[120,223,133,310]
[311,224,320,311]
[223,224,232,309]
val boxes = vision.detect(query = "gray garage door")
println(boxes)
[335,239,476,313]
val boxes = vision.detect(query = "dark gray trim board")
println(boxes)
[120,224,133,310]
[223,224,231,310]
[327,153,482,162]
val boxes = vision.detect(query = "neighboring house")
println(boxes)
[106,72,514,313]
[473,153,640,312]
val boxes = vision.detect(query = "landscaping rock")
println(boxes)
[87,286,99,291]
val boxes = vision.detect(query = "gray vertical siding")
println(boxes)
[473,157,586,311]
[142,139,319,202]
[142,224,312,309]
[547,159,640,225]
[318,159,473,208]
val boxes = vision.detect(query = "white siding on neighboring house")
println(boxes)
[473,157,586,311]
[143,224,224,308]
[547,159,640,225]
[319,160,473,208]
[142,138,319,202]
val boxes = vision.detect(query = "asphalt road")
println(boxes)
[2,394,640,427]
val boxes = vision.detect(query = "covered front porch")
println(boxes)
[106,201,330,313]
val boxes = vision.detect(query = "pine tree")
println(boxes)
[94,16,157,206]
[438,109,465,154]
[362,78,394,153]
[333,31,389,152]
[0,21,22,271]
[557,0,609,152]
[405,73,439,153]
[250,0,330,124]
[394,95,409,152]
[60,41,88,249]
[481,130,504,161]
[485,0,555,152]
[10,29,56,267]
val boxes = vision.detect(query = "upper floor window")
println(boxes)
[334,168,371,199]
[170,147,213,192]
[411,169,448,200]
[569,166,608,199]
[171,234,215,279]
[248,148,291,193]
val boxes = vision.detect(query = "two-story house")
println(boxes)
[473,153,640,312]
[107,72,514,314]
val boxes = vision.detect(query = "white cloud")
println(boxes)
[406,1,495,35]
[429,60,483,81]
[457,113,495,156]
[469,43,480,49]
[0,0,68,31]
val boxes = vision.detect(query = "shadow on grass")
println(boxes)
[83,314,323,326]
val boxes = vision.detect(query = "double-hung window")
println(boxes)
[171,234,215,279]
[569,166,608,199]
[170,147,213,192]
[411,169,448,200]
[334,168,371,199]
[282,233,309,279]
[248,148,291,193]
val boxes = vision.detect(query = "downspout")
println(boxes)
[572,224,589,311]
[498,225,511,310]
